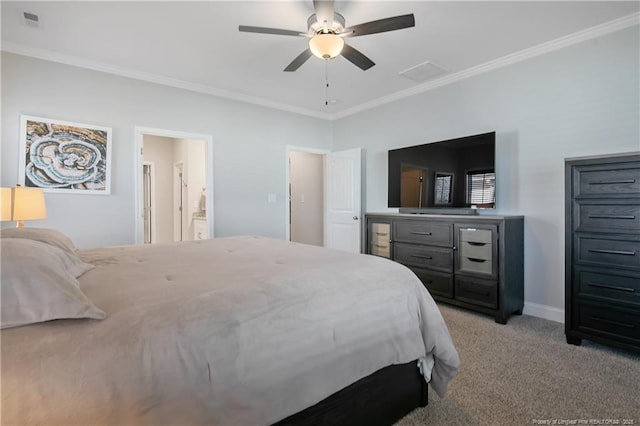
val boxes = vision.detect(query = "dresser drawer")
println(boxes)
[458,256,494,275]
[577,303,640,342]
[576,269,640,306]
[369,241,391,258]
[576,237,640,270]
[459,228,493,244]
[576,203,640,232]
[410,267,453,298]
[370,223,391,243]
[459,240,492,260]
[577,167,640,197]
[394,221,453,246]
[394,243,453,273]
[454,276,498,309]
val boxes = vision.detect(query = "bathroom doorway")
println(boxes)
[134,127,213,245]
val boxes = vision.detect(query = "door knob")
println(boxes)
[353,216,359,220]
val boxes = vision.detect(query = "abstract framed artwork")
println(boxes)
[19,115,112,194]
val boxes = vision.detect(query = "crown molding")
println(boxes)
[2,12,638,122]
[331,12,640,120]
[0,41,333,121]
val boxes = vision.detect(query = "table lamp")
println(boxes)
[1,186,47,227]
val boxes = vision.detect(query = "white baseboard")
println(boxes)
[523,302,564,324]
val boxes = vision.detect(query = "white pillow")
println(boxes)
[1,238,105,329]
[1,227,77,255]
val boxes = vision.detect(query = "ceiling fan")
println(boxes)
[239,0,415,72]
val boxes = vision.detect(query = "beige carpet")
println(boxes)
[397,304,640,425]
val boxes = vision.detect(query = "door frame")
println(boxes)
[142,161,156,244]
[173,161,186,242]
[285,145,330,244]
[134,126,214,245]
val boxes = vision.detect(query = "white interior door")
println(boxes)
[325,148,362,253]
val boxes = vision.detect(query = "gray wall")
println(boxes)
[1,52,332,248]
[332,26,640,320]
[1,25,638,321]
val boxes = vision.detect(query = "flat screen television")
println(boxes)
[388,132,496,211]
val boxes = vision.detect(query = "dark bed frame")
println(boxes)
[274,360,428,426]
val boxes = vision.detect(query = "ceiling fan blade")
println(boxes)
[284,49,313,72]
[239,25,306,37]
[313,0,335,28]
[341,14,415,37]
[341,43,375,71]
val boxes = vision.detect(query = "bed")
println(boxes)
[1,229,460,425]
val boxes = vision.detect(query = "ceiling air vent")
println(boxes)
[399,61,449,83]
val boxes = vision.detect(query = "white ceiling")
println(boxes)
[2,1,639,119]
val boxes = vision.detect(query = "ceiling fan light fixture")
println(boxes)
[309,33,344,59]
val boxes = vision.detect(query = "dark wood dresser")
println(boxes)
[366,213,524,324]
[565,152,640,352]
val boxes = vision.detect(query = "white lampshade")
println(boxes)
[1,187,12,221]
[309,33,344,59]
[12,186,47,227]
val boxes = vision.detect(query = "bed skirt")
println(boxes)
[274,360,428,426]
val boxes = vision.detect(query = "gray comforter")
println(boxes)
[1,236,459,425]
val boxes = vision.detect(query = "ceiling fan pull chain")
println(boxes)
[325,60,330,106]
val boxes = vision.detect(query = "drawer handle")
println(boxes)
[587,249,636,256]
[587,282,636,293]
[410,231,432,236]
[375,244,388,249]
[375,232,389,236]
[588,179,636,185]
[589,316,636,329]
[466,257,487,263]
[467,241,487,246]
[411,254,433,260]
[587,215,636,220]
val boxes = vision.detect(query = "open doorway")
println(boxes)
[288,150,325,246]
[285,146,363,253]
[134,127,214,245]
